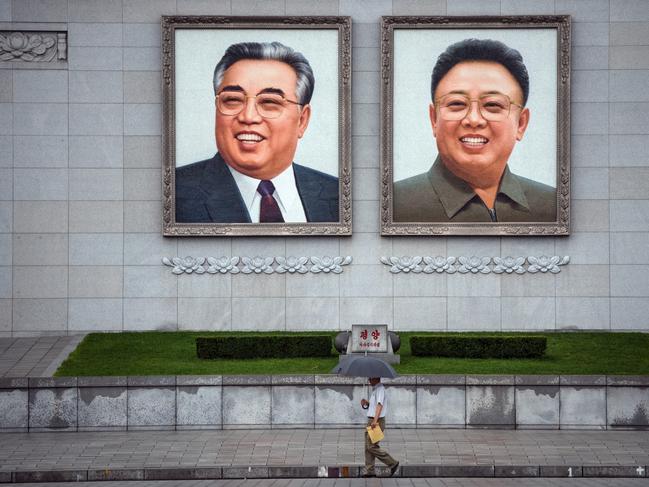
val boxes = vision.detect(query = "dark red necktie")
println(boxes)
[257,180,284,223]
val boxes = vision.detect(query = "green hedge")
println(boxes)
[196,335,333,359]
[410,335,546,359]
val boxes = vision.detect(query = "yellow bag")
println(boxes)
[366,425,384,444]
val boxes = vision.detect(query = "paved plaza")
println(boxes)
[0,336,84,378]
[1,428,649,481]
[2,429,649,470]
[7,480,649,487]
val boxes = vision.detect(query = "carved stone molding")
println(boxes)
[0,31,67,62]
[241,257,275,274]
[310,256,353,273]
[493,256,526,274]
[163,256,352,275]
[380,256,570,274]
[526,256,571,274]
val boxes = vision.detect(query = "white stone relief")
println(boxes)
[163,256,353,275]
[380,256,459,274]
[423,256,457,274]
[0,31,67,62]
[275,257,310,274]
[493,256,527,274]
[241,256,275,274]
[380,256,423,273]
[206,257,240,274]
[381,256,570,274]
[310,256,353,274]
[527,255,570,273]
[162,257,206,275]
[458,256,492,274]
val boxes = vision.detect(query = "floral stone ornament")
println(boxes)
[163,256,353,275]
[381,256,569,274]
[0,31,67,62]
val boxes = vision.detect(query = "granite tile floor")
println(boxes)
[0,335,85,377]
[1,429,649,472]
[8,480,649,487]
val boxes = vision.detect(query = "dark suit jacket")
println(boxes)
[175,153,339,223]
[394,157,557,223]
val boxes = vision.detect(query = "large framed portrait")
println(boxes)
[380,16,571,236]
[162,16,351,236]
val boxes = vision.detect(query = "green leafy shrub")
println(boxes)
[196,335,333,359]
[410,335,546,359]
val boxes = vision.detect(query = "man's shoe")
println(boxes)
[389,462,400,477]
[362,471,376,478]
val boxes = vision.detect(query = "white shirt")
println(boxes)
[367,383,387,418]
[227,164,307,223]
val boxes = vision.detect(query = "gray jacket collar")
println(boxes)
[427,157,530,219]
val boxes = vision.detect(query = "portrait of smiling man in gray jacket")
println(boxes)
[394,38,556,224]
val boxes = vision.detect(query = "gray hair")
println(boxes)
[213,41,315,105]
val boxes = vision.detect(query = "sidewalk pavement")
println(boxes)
[0,336,84,377]
[5,479,649,487]
[1,428,649,482]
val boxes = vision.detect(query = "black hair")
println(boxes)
[431,38,529,105]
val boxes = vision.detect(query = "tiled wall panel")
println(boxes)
[2,0,649,334]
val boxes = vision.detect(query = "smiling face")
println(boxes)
[214,59,311,180]
[430,61,530,188]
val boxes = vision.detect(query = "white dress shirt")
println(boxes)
[367,383,387,418]
[227,164,307,223]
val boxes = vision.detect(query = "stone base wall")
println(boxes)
[1,375,648,432]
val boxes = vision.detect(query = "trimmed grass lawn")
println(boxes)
[55,331,649,376]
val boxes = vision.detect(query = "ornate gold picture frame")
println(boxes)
[162,16,352,236]
[380,16,570,236]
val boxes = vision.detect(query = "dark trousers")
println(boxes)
[364,417,398,472]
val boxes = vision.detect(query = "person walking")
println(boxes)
[360,377,399,477]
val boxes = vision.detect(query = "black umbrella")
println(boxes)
[331,355,398,378]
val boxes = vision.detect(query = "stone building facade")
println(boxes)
[1,0,648,335]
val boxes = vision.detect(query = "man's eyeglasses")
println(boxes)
[216,91,302,119]
[435,93,524,122]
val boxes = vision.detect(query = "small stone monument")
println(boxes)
[335,324,400,365]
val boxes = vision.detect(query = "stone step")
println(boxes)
[1,464,647,483]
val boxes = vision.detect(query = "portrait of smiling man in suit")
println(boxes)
[175,41,339,224]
